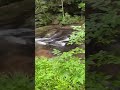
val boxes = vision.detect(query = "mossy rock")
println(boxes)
[35,25,60,37]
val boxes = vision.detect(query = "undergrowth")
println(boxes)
[35,57,85,90]
[0,73,34,90]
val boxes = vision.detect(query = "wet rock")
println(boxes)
[35,49,54,58]
[35,25,60,37]
[44,29,58,38]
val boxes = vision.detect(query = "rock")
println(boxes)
[52,19,59,25]
[44,29,58,38]
[35,25,60,37]
[35,49,54,58]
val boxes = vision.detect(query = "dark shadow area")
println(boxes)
[86,0,120,89]
[0,0,35,89]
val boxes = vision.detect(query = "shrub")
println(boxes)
[35,57,85,90]
[57,13,81,25]
[68,24,85,45]
[35,0,53,27]
[0,73,34,90]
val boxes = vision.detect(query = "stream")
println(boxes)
[35,30,71,49]
[0,26,83,74]
[0,26,82,58]
[0,28,34,74]
[35,26,78,57]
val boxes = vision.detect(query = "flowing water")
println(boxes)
[35,26,78,57]
[0,28,34,74]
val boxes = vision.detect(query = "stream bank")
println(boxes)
[35,25,85,58]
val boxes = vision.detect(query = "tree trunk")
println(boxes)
[61,0,65,18]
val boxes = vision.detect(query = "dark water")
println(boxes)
[0,28,34,74]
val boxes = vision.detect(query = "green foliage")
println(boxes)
[53,47,85,61]
[35,0,53,27]
[52,49,62,56]
[68,24,85,45]
[88,50,120,67]
[0,73,34,90]
[35,0,84,26]
[78,2,85,11]
[86,72,112,90]
[35,24,85,89]
[57,13,81,25]
[35,13,53,27]
[35,0,85,89]
[86,72,120,90]
[86,0,120,44]
[52,25,85,61]
[35,57,85,90]
[86,0,120,89]
[111,74,120,89]
[86,0,120,66]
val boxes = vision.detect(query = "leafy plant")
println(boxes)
[35,57,85,90]
[35,0,53,27]
[57,13,81,25]
[52,49,62,56]
[86,0,120,89]
[87,50,120,67]
[86,0,120,45]
[35,0,83,26]
[68,24,85,45]
[0,73,34,90]
[78,2,85,13]
[86,72,112,90]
